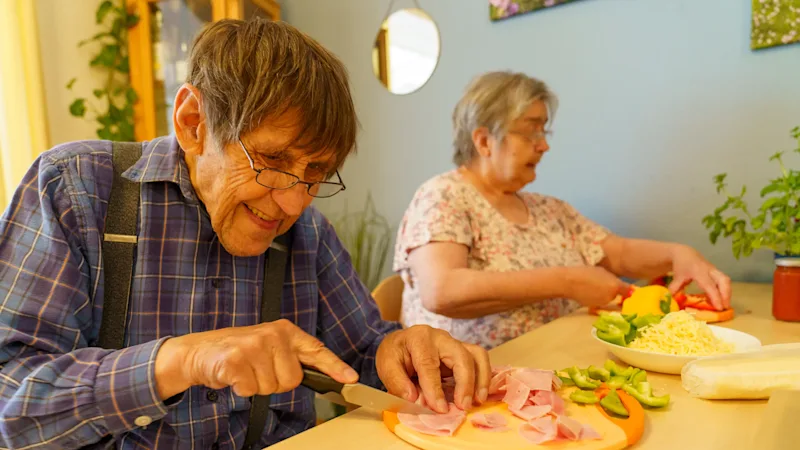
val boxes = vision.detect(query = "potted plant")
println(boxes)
[701,125,800,321]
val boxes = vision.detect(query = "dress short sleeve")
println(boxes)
[392,174,473,273]
[557,200,611,266]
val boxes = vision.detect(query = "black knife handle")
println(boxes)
[301,368,344,394]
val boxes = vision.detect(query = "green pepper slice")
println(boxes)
[595,312,631,334]
[559,375,575,386]
[631,313,662,330]
[629,368,647,385]
[606,375,627,389]
[600,389,629,417]
[622,382,670,408]
[604,360,635,378]
[596,326,627,346]
[569,390,600,404]
[622,313,637,322]
[587,365,610,382]
[567,366,600,390]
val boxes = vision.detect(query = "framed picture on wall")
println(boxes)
[489,0,583,21]
[751,0,800,50]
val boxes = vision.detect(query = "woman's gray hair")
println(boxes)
[451,71,557,166]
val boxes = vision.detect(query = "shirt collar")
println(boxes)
[122,135,200,205]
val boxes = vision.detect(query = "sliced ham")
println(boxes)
[470,412,509,432]
[532,389,566,415]
[502,376,531,411]
[509,368,555,392]
[488,366,514,394]
[580,424,603,440]
[556,415,584,441]
[520,416,558,444]
[399,402,466,436]
[508,404,551,421]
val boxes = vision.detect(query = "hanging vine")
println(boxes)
[66,0,139,141]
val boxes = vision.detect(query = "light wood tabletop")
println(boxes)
[270,282,800,450]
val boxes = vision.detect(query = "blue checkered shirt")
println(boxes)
[0,136,400,449]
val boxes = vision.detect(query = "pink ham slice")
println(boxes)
[532,390,566,415]
[508,404,551,421]
[519,416,558,444]
[509,369,555,392]
[470,412,509,432]
[556,415,584,441]
[502,376,531,412]
[398,402,466,437]
[580,424,603,440]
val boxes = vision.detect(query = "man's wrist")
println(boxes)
[154,336,192,400]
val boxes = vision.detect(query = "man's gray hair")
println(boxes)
[186,18,358,168]
[451,71,557,166]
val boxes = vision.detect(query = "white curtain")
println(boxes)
[0,0,49,208]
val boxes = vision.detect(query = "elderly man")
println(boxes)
[0,19,490,449]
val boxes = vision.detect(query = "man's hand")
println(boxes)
[154,319,359,400]
[375,325,491,414]
[668,245,731,310]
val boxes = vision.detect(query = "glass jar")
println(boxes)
[772,257,800,322]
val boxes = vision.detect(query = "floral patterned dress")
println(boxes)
[392,170,610,349]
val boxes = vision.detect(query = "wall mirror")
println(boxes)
[372,4,440,95]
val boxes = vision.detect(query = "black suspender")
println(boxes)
[98,141,142,350]
[98,141,291,449]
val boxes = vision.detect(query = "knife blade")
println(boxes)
[301,367,435,415]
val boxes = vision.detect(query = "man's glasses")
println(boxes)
[238,139,346,198]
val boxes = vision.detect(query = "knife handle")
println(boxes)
[301,368,344,394]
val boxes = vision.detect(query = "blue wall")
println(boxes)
[284,0,800,283]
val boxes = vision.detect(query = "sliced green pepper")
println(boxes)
[596,312,631,334]
[631,313,662,330]
[622,382,670,408]
[604,360,635,378]
[622,313,637,322]
[606,375,627,389]
[600,389,629,417]
[623,324,638,344]
[659,293,673,314]
[596,326,627,346]
[558,375,575,386]
[569,390,600,404]
[567,366,600,390]
[587,365,610,382]
[629,368,647,385]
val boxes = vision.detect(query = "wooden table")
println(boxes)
[270,283,800,450]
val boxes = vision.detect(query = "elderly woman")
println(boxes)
[392,71,731,349]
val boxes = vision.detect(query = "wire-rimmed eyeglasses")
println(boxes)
[237,138,346,198]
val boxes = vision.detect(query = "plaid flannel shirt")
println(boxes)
[0,136,400,449]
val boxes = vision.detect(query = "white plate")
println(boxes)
[591,326,762,375]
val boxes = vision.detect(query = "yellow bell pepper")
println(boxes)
[621,285,679,317]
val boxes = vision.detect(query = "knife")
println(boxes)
[301,367,435,415]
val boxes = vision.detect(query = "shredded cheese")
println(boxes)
[628,311,735,356]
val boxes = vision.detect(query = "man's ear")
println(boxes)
[471,127,494,158]
[173,84,207,156]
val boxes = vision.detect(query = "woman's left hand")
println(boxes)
[668,246,731,310]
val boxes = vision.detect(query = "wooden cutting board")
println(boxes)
[382,388,644,450]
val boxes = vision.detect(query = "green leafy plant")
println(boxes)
[66,0,139,141]
[331,193,393,291]
[702,125,800,258]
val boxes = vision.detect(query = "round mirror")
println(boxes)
[372,8,441,95]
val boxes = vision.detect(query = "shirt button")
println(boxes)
[206,390,219,402]
[211,279,221,289]
[134,416,152,427]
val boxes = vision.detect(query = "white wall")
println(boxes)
[37,0,107,146]
[284,0,800,283]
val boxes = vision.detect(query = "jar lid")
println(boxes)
[775,257,800,267]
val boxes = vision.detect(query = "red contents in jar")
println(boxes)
[773,257,800,322]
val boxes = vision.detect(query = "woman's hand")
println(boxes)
[563,266,632,307]
[668,246,731,310]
